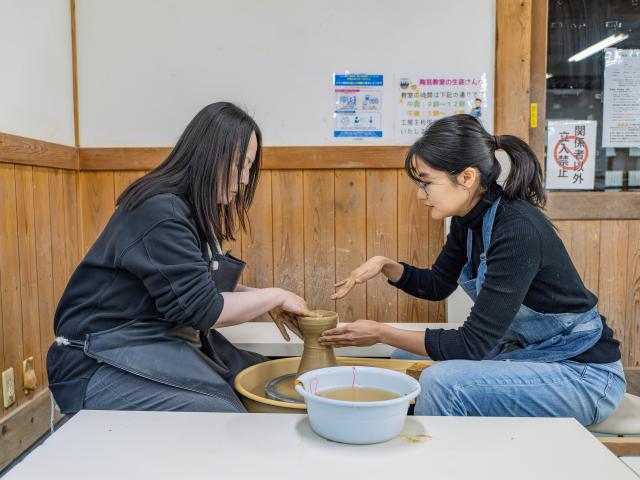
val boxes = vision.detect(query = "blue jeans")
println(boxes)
[83,363,246,412]
[390,349,626,426]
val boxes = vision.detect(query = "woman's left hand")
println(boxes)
[318,320,384,347]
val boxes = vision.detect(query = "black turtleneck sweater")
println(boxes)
[390,184,621,363]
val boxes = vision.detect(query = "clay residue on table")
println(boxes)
[399,433,433,444]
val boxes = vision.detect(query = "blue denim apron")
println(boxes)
[458,196,603,362]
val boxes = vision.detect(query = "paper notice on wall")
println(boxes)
[395,73,488,143]
[602,48,640,147]
[546,120,596,190]
[333,73,383,140]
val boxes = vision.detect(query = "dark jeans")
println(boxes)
[83,363,246,412]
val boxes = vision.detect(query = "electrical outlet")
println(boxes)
[2,368,16,408]
[22,356,37,394]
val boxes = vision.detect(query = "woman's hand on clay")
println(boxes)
[269,289,307,341]
[268,307,302,342]
[318,320,384,347]
[331,256,389,300]
[278,288,308,315]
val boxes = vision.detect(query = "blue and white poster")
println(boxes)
[333,73,383,139]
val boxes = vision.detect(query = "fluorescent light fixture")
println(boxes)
[568,33,629,62]
[546,73,553,79]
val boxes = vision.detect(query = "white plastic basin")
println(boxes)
[295,366,421,444]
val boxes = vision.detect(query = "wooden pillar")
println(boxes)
[495,0,533,141]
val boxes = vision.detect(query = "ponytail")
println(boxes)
[405,114,547,209]
[495,134,546,208]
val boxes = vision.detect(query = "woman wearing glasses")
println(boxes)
[320,114,625,426]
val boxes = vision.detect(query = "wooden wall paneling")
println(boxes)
[62,170,81,276]
[626,223,640,367]
[48,170,69,318]
[272,171,305,298]
[553,220,572,252]
[528,0,548,162]
[79,171,115,254]
[397,171,430,323]
[79,146,407,171]
[14,166,43,393]
[0,224,3,416]
[598,221,629,361]
[303,171,336,312]
[32,168,56,386]
[79,147,172,171]
[262,147,406,170]
[495,0,532,141]
[0,164,25,408]
[0,287,3,415]
[242,171,274,320]
[0,390,63,471]
[113,170,146,198]
[0,133,78,170]
[334,170,367,322]
[67,145,640,221]
[554,219,602,307]
[366,170,398,322]
[546,192,640,220]
[570,220,601,297]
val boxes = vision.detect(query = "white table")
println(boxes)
[219,322,460,357]
[621,456,640,476]
[5,410,636,480]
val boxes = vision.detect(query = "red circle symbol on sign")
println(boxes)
[553,136,589,171]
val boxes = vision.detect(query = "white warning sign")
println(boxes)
[546,120,596,190]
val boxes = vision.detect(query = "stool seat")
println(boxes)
[588,393,640,435]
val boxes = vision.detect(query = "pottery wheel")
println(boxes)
[264,373,303,403]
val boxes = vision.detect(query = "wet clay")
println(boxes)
[399,433,433,444]
[316,386,400,402]
[296,310,338,377]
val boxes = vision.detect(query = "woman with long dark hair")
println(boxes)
[47,102,307,413]
[320,114,625,425]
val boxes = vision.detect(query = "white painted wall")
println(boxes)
[76,0,495,147]
[0,0,75,145]
[74,0,497,322]
[0,1,503,323]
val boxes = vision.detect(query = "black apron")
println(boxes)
[75,242,266,410]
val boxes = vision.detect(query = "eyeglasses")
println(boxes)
[412,179,430,195]
[411,171,457,196]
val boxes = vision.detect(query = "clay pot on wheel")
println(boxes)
[296,310,338,377]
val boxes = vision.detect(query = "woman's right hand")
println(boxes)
[270,289,307,341]
[277,288,308,315]
[332,256,390,300]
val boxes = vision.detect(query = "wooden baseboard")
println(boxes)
[0,389,64,471]
[598,436,640,457]
[78,145,408,170]
[0,132,78,170]
[546,192,640,220]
